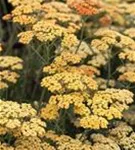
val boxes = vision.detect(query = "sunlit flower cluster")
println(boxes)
[41,50,133,129]
[43,51,99,76]
[41,72,97,94]
[77,89,133,129]
[0,99,46,137]
[6,0,82,49]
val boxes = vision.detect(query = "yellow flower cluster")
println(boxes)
[0,29,23,90]
[40,103,59,120]
[0,135,55,150]
[92,89,133,120]
[0,99,46,137]
[118,72,135,83]
[8,0,43,6]
[14,136,55,150]
[119,50,135,62]
[7,0,42,25]
[0,56,23,70]
[124,28,135,39]
[108,121,135,150]
[43,51,99,76]
[45,131,92,150]
[119,132,135,150]
[78,115,108,129]
[72,121,135,150]
[93,28,135,49]
[40,40,134,129]
[0,56,23,90]
[41,79,133,129]
[32,20,65,42]
[6,0,82,49]
[42,1,81,32]
[41,72,98,94]
[89,28,135,67]
[77,88,133,129]
[17,20,80,50]
[18,31,34,44]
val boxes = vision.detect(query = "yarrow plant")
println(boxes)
[1,0,135,149]
[0,28,23,91]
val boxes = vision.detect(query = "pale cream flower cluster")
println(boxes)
[102,1,135,26]
[91,134,120,150]
[89,27,135,84]
[90,28,135,66]
[108,122,135,150]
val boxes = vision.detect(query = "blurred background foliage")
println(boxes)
[0,0,52,102]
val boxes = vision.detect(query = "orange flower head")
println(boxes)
[67,0,103,16]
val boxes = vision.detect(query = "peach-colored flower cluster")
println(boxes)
[67,0,103,16]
